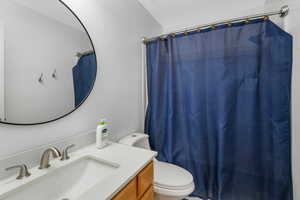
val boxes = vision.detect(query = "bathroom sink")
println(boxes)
[1,156,119,200]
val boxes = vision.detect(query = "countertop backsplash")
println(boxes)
[0,129,96,180]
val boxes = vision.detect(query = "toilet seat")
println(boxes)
[154,184,195,198]
[154,161,194,190]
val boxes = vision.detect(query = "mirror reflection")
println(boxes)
[0,0,97,124]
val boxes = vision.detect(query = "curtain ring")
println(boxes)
[263,16,269,21]
[227,23,233,27]
[171,33,176,38]
[211,25,217,30]
[160,36,165,41]
[184,31,188,36]
[245,19,251,24]
[196,28,202,33]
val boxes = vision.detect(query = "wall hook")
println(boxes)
[52,69,57,79]
[38,73,44,83]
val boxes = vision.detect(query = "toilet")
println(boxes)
[119,133,195,200]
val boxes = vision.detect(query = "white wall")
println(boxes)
[0,0,162,157]
[0,1,92,123]
[12,0,87,32]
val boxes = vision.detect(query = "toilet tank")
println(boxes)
[118,133,151,150]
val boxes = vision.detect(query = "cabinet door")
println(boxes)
[137,162,154,198]
[140,186,154,200]
[112,178,137,200]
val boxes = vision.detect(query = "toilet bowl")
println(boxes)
[118,133,195,200]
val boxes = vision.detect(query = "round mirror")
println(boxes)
[0,0,97,125]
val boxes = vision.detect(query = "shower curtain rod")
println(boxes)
[142,5,289,43]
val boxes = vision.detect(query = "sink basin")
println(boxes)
[1,156,119,200]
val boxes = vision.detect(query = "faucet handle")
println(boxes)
[6,164,31,180]
[61,144,75,161]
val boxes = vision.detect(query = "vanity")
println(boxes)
[0,143,157,200]
[112,161,154,200]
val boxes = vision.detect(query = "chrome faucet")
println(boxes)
[39,147,61,169]
[6,164,31,180]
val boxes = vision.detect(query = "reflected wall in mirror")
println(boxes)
[0,0,97,125]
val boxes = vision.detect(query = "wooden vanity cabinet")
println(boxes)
[112,178,138,200]
[140,186,154,200]
[112,161,154,200]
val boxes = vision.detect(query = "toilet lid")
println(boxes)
[154,161,194,190]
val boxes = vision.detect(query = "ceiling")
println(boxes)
[138,0,269,32]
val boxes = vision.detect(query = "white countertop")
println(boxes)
[0,143,157,200]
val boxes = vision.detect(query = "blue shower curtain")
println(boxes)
[72,53,96,107]
[145,19,293,200]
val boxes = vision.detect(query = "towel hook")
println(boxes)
[52,69,57,79]
[38,73,44,83]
